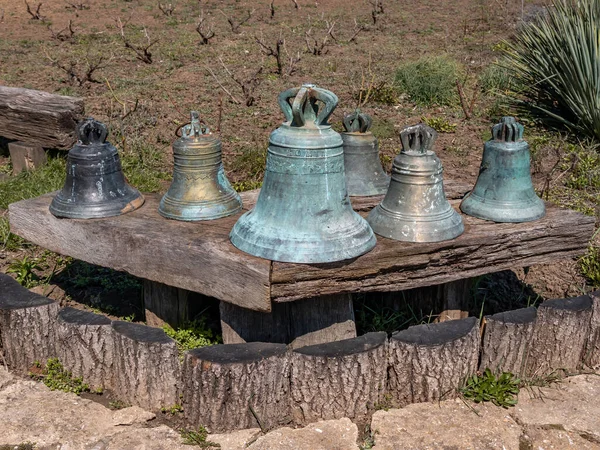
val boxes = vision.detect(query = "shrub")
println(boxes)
[580,245,600,288]
[504,0,600,141]
[394,55,460,107]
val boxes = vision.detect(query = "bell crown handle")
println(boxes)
[492,116,524,142]
[277,84,338,127]
[343,109,373,133]
[400,123,438,154]
[181,111,210,137]
[77,118,108,145]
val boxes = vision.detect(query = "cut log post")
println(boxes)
[143,280,207,328]
[479,307,537,376]
[0,274,59,373]
[526,295,593,378]
[0,86,84,149]
[183,342,290,433]
[8,141,47,175]
[56,307,114,390]
[290,332,388,425]
[585,291,600,371]
[388,316,480,407]
[112,321,181,410]
[220,294,356,348]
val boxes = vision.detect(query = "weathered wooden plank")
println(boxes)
[0,86,84,149]
[9,194,272,311]
[8,141,47,174]
[270,202,595,301]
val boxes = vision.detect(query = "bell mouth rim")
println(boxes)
[49,193,145,219]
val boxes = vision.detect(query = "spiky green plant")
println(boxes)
[504,0,600,140]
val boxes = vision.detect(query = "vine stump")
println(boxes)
[388,316,480,407]
[0,274,59,372]
[526,296,593,378]
[479,307,537,376]
[290,332,387,425]
[57,307,114,390]
[112,321,181,410]
[586,291,600,370]
[183,342,290,433]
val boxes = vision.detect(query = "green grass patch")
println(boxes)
[120,141,170,193]
[461,368,520,408]
[421,116,457,133]
[580,245,600,288]
[180,426,220,448]
[370,118,397,140]
[7,256,42,288]
[163,318,222,357]
[29,358,92,395]
[395,55,461,107]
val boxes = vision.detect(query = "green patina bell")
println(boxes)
[460,117,545,223]
[50,118,144,219]
[367,123,464,243]
[229,84,376,263]
[159,111,242,221]
[341,110,390,197]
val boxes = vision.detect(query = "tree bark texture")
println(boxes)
[0,86,84,149]
[290,332,387,425]
[388,316,480,407]
[479,307,537,376]
[56,307,114,390]
[183,343,290,433]
[526,296,593,378]
[112,321,181,410]
[585,291,600,370]
[0,274,59,373]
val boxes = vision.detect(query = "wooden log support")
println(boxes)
[526,296,593,378]
[388,316,480,407]
[220,294,356,348]
[183,343,290,433]
[585,290,600,370]
[479,307,537,375]
[143,280,207,328]
[112,321,180,410]
[56,307,114,390]
[8,141,47,175]
[0,86,84,149]
[0,274,59,373]
[290,332,387,425]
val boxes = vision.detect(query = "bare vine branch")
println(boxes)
[196,12,215,44]
[116,17,158,64]
[25,1,45,20]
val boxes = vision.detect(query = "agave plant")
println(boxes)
[504,0,600,141]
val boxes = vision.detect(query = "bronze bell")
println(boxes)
[341,109,390,196]
[50,118,144,219]
[229,84,376,263]
[460,117,545,223]
[159,111,242,221]
[367,123,464,242]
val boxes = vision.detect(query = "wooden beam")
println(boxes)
[0,86,84,149]
[9,194,272,312]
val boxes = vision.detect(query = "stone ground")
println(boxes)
[1,366,600,450]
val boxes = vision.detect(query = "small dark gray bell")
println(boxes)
[341,110,390,197]
[50,118,144,219]
[460,117,545,223]
[367,123,464,243]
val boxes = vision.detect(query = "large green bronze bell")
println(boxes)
[229,84,376,263]
[159,111,242,221]
[460,117,545,223]
[50,118,144,219]
[341,109,390,197]
[367,123,464,242]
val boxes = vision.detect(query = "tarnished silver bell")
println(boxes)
[460,117,545,223]
[159,111,242,221]
[50,118,144,219]
[341,109,390,196]
[367,123,464,242]
[229,84,376,263]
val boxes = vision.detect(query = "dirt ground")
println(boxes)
[0,0,595,321]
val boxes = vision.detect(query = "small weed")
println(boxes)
[29,358,90,395]
[232,180,262,192]
[461,368,520,408]
[180,426,220,448]
[7,256,42,288]
[355,81,399,106]
[374,393,394,411]
[161,403,184,415]
[370,118,397,140]
[163,317,222,357]
[358,424,376,450]
[564,144,600,190]
[395,55,461,107]
[109,399,130,410]
[421,116,457,133]
[580,245,600,288]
